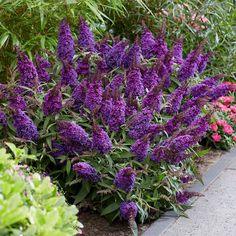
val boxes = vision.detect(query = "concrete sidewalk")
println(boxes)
[143,148,236,236]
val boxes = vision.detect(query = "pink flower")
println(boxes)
[216,120,227,126]
[218,96,234,106]
[230,106,236,113]
[223,125,233,135]
[233,136,236,142]
[212,133,221,142]
[210,124,218,131]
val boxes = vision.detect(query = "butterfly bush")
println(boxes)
[0,17,230,228]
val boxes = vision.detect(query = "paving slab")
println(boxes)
[142,148,236,236]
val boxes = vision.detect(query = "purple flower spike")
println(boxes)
[176,191,198,204]
[120,201,138,220]
[126,67,144,97]
[197,52,212,74]
[206,83,230,101]
[35,54,51,82]
[43,84,62,116]
[108,96,126,132]
[169,135,195,152]
[173,38,183,64]
[73,162,100,183]
[106,41,127,69]
[96,37,110,57]
[165,115,181,135]
[151,145,168,163]
[183,106,201,125]
[114,167,136,192]
[60,63,78,87]
[107,74,124,91]
[78,16,96,52]
[0,110,7,127]
[131,136,150,162]
[155,37,168,60]
[76,56,90,76]
[13,110,39,141]
[123,40,141,68]
[141,23,157,59]
[177,42,203,82]
[142,86,162,113]
[84,80,103,111]
[92,125,112,154]
[58,121,90,147]
[58,19,74,62]
[190,84,210,98]
[128,108,153,139]
[142,67,160,90]
[100,98,113,124]
[180,175,193,183]
[187,115,210,137]
[125,95,138,118]
[72,80,88,111]
[9,94,27,111]
[17,49,39,92]
[166,86,187,114]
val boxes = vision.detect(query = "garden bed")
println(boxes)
[79,149,224,236]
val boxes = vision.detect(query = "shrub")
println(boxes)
[0,143,82,236]
[206,82,236,150]
[0,17,230,231]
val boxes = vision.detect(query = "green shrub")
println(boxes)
[0,143,82,236]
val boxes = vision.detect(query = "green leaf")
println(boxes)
[101,202,120,216]
[73,182,91,205]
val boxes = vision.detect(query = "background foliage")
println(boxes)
[0,0,235,81]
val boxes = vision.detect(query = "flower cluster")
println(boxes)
[207,89,236,149]
[0,17,230,225]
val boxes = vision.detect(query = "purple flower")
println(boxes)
[181,96,209,112]
[120,201,138,220]
[176,191,198,204]
[131,136,150,162]
[107,74,124,91]
[173,38,183,64]
[78,16,96,52]
[125,96,138,118]
[92,125,112,154]
[155,37,168,59]
[151,145,168,163]
[142,86,162,113]
[60,63,78,87]
[84,80,103,111]
[142,67,160,90]
[96,37,110,57]
[13,110,39,141]
[148,124,163,141]
[114,167,136,192]
[187,115,210,137]
[128,108,153,139]
[73,162,100,183]
[180,175,193,183]
[183,106,201,125]
[141,25,157,59]
[206,83,230,101]
[190,84,209,98]
[123,41,141,68]
[106,41,127,69]
[0,110,7,127]
[164,115,181,135]
[72,80,88,112]
[17,49,39,92]
[35,54,51,82]
[202,74,223,87]
[76,57,90,76]
[197,52,211,74]
[166,86,187,114]
[177,46,202,83]
[57,19,74,62]
[169,135,195,152]
[43,84,62,116]
[100,98,113,124]
[125,68,144,97]
[108,96,126,132]
[9,94,27,111]
[58,121,90,147]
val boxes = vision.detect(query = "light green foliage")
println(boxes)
[0,145,81,236]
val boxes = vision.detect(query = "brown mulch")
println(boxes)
[79,148,225,236]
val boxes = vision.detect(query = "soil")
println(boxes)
[79,149,225,236]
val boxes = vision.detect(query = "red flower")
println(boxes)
[233,136,236,142]
[223,125,233,135]
[212,133,221,142]
[210,123,218,131]
[216,120,227,126]
[230,106,236,113]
